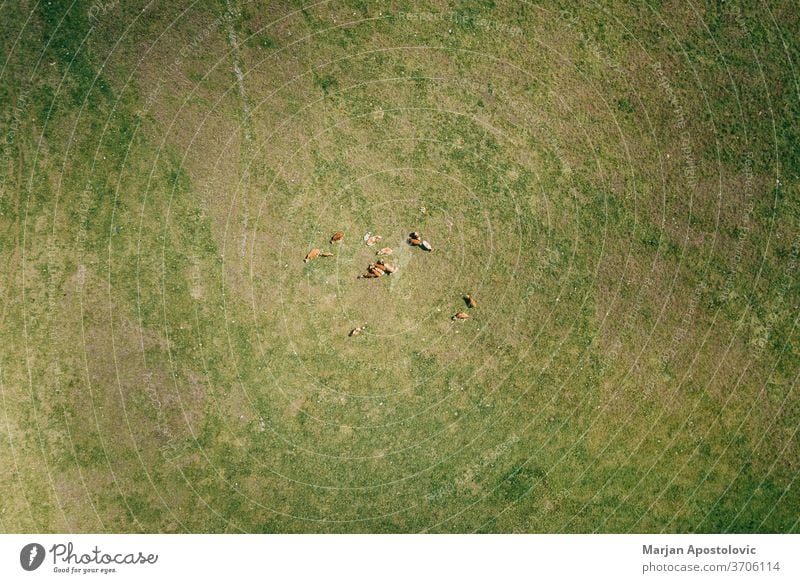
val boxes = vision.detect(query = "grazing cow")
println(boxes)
[304,248,320,262]
[330,231,344,243]
[408,237,421,246]
[359,272,380,279]
[465,294,477,308]
[366,235,382,247]
[349,324,367,336]
[452,312,470,321]
[377,247,393,256]
[369,264,385,277]
[420,240,432,252]
[409,231,421,240]
[378,260,397,273]
[319,251,334,257]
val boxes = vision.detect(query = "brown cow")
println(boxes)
[319,251,334,257]
[304,248,320,262]
[408,237,421,246]
[330,231,344,243]
[377,247,393,256]
[452,312,470,321]
[465,294,477,308]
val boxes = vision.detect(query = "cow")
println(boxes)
[330,231,344,243]
[420,240,432,252]
[304,248,320,262]
[366,235,382,247]
[452,312,470,320]
[377,247,393,256]
[319,251,334,257]
[349,324,367,336]
[465,294,477,308]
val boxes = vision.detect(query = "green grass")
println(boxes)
[0,0,798,533]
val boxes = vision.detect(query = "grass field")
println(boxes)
[1,0,798,533]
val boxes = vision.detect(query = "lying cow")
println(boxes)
[349,324,367,336]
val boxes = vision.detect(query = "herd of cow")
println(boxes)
[304,230,477,335]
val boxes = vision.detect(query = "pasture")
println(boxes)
[0,0,798,532]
